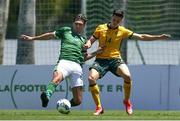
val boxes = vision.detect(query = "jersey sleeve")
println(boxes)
[122,27,134,39]
[55,27,71,39]
[93,25,101,39]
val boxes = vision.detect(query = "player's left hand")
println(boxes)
[97,45,106,53]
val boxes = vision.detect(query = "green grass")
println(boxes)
[0,110,180,120]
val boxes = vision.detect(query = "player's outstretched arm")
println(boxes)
[132,33,171,41]
[20,32,55,41]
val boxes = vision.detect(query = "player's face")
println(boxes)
[73,20,85,34]
[111,15,122,28]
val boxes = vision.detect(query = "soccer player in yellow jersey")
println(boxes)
[84,9,171,115]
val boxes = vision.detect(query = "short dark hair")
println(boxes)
[74,14,88,24]
[113,9,124,18]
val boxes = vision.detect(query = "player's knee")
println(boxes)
[88,75,97,83]
[52,75,61,84]
[123,74,132,82]
[52,71,63,84]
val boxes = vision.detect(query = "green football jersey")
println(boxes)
[55,27,87,64]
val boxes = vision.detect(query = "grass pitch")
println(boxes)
[0,110,180,120]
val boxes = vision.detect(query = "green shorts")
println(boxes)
[89,58,125,78]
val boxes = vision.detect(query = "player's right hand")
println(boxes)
[20,35,34,41]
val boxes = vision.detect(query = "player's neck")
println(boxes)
[73,30,82,35]
[108,23,118,29]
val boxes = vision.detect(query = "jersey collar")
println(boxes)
[107,22,119,30]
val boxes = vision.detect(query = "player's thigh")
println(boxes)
[116,64,131,78]
[56,60,74,79]
[89,59,109,81]
[72,86,83,103]
[70,72,83,88]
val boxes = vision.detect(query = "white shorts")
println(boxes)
[56,59,83,88]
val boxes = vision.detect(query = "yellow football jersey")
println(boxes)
[93,23,133,58]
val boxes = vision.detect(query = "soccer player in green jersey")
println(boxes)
[20,14,102,108]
